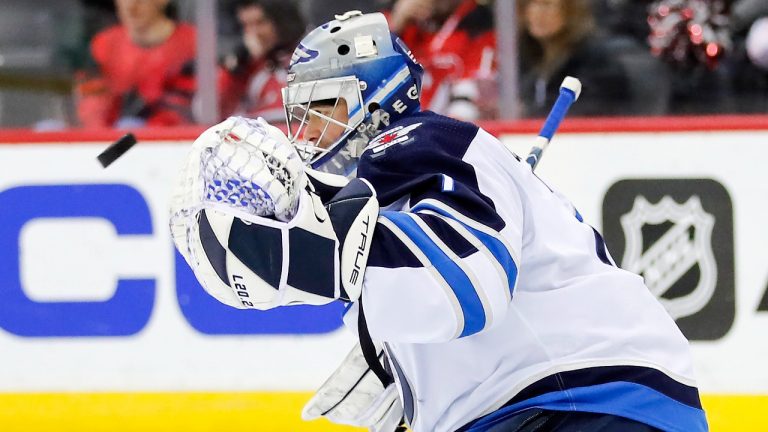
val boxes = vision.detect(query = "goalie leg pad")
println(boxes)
[302,342,404,431]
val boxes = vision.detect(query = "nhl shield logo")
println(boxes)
[620,196,716,320]
[602,179,735,340]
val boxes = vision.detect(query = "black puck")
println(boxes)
[98,133,137,168]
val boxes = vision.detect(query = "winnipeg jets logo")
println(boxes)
[367,123,422,154]
[290,43,319,68]
[620,195,716,319]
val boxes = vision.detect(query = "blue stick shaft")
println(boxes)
[526,87,578,169]
[539,88,577,140]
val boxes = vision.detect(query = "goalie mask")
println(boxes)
[282,11,424,177]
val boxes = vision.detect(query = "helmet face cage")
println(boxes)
[281,12,424,176]
[282,76,366,176]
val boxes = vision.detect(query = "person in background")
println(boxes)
[386,0,497,120]
[592,0,656,46]
[588,0,672,116]
[730,0,768,37]
[75,0,196,128]
[517,0,630,117]
[742,16,768,111]
[725,0,768,113]
[218,0,306,122]
[647,0,732,114]
[746,17,768,71]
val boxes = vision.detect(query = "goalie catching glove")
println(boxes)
[170,116,378,309]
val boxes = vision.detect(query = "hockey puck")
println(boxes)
[98,133,137,168]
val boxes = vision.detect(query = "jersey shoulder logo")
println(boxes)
[367,123,423,154]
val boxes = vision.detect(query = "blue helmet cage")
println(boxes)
[282,11,424,176]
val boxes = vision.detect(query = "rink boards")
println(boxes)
[0,118,766,431]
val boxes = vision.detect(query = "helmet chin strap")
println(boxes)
[348,109,391,157]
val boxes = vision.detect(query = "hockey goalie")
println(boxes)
[170,11,707,432]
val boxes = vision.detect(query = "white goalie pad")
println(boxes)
[303,342,403,432]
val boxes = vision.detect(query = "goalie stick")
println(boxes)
[525,76,582,170]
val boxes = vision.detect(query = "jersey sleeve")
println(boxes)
[357,116,522,343]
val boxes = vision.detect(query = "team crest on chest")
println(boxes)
[367,123,422,154]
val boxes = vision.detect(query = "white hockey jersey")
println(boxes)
[344,111,707,432]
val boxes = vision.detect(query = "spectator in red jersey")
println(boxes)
[75,0,196,128]
[386,0,497,120]
[218,0,306,122]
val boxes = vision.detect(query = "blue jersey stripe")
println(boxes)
[504,365,703,410]
[465,381,708,432]
[464,226,517,295]
[412,202,518,295]
[381,211,485,337]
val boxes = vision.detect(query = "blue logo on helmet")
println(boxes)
[290,43,319,68]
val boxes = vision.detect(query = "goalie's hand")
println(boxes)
[185,116,306,222]
[303,342,404,432]
[170,118,378,309]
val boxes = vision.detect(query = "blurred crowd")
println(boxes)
[0,0,766,129]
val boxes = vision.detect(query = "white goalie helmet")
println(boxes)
[282,11,424,176]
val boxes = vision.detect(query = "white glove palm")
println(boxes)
[171,116,305,230]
